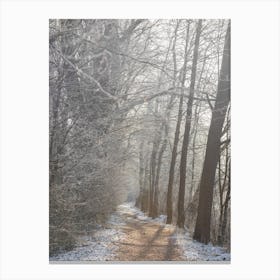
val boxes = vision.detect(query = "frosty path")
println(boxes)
[113,204,184,261]
[50,203,230,262]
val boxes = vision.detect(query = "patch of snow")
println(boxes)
[50,207,126,262]
[119,203,167,224]
[154,214,167,223]
[175,229,230,261]
[50,228,122,261]
[107,210,126,226]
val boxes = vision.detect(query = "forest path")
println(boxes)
[49,203,230,262]
[112,204,185,261]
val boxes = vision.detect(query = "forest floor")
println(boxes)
[50,203,230,262]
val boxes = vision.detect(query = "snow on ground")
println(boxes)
[49,208,125,262]
[128,203,230,261]
[50,202,230,262]
[174,230,230,261]
[119,203,167,223]
[114,203,230,262]
[49,229,121,261]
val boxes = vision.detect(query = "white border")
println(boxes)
[1,0,279,279]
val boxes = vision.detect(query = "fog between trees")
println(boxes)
[49,19,230,256]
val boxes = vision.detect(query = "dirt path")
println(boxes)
[113,207,185,261]
[50,203,230,262]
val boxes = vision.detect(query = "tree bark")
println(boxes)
[152,121,168,218]
[193,22,230,243]
[136,141,145,208]
[141,159,150,212]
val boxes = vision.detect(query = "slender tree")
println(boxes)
[166,20,190,224]
[177,20,202,228]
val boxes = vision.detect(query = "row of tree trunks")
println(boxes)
[134,20,230,246]
[166,21,190,224]
[177,19,202,228]
[146,32,174,218]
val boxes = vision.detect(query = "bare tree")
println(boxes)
[193,22,230,244]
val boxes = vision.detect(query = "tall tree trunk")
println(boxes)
[221,162,230,242]
[177,20,202,228]
[152,121,169,218]
[217,155,224,244]
[193,23,230,244]
[217,126,230,244]
[189,109,199,202]
[148,140,157,217]
[136,141,145,208]
[189,44,210,204]
[166,21,190,224]
[141,159,150,212]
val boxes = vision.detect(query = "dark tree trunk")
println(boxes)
[141,160,150,213]
[177,20,202,228]
[148,139,158,217]
[220,161,231,244]
[218,128,230,244]
[189,100,200,203]
[166,93,183,224]
[188,44,209,204]
[152,122,168,218]
[221,166,230,241]
[193,23,230,244]
[136,141,145,208]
